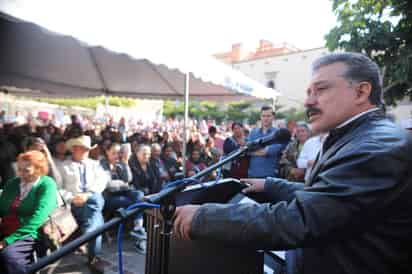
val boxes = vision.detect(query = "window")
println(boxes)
[265,71,278,89]
[267,80,275,89]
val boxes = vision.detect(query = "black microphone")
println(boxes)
[245,128,291,151]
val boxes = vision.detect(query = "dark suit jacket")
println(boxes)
[190,110,412,274]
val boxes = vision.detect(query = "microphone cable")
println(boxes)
[162,177,201,189]
[116,202,160,274]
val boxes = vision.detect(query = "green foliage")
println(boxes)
[248,109,261,125]
[325,0,412,105]
[163,100,256,123]
[277,108,307,122]
[163,100,184,117]
[35,96,137,109]
[226,101,253,122]
[163,100,305,125]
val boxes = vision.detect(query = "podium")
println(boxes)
[145,179,264,274]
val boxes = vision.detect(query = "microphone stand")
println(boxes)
[27,144,253,274]
[146,145,250,274]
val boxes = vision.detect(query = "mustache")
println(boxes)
[306,107,322,118]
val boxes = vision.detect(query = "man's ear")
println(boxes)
[355,81,372,105]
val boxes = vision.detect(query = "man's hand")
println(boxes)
[307,160,315,168]
[241,178,266,194]
[72,193,90,206]
[290,168,305,180]
[173,205,200,241]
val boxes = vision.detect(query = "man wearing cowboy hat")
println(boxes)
[59,135,110,273]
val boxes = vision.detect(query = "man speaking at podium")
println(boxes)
[174,52,412,274]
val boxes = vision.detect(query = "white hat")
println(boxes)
[66,135,96,150]
[400,118,412,130]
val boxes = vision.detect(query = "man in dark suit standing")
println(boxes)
[173,52,412,274]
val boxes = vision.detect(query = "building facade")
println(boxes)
[214,41,411,120]
[214,41,329,110]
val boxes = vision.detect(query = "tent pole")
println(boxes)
[182,73,190,175]
[104,94,109,114]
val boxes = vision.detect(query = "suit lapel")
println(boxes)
[306,132,355,186]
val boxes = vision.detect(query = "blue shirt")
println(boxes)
[247,127,288,178]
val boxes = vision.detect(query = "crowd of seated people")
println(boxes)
[0,110,349,273]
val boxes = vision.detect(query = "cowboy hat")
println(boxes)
[66,135,96,150]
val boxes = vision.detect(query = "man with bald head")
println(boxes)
[173,52,412,274]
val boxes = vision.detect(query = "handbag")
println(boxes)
[40,191,78,250]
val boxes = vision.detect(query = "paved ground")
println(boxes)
[38,234,145,274]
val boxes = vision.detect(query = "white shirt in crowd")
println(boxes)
[297,135,324,169]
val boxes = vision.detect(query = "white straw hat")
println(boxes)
[66,135,96,150]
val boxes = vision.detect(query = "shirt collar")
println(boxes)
[336,107,380,129]
[24,177,40,186]
[260,126,274,134]
[20,177,40,196]
[73,158,88,165]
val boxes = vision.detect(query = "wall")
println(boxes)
[232,47,330,110]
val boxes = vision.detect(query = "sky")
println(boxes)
[0,0,337,59]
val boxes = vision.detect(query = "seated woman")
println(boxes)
[161,144,182,180]
[185,149,207,177]
[100,143,146,248]
[129,144,162,195]
[128,144,162,253]
[22,136,63,187]
[0,151,57,274]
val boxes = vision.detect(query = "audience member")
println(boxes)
[222,122,248,179]
[161,144,181,180]
[247,106,289,178]
[59,135,110,273]
[0,151,57,274]
[208,125,224,154]
[150,143,170,183]
[0,128,17,187]
[100,143,147,254]
[279,123,311,182]
[129,144,162,195]
[297,133,327,183]
[185,149,207,177]
[22,136,63,187]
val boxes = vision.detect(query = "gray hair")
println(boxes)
[312,52,383,107]
[135,144,151,154]
[151,143,161,151]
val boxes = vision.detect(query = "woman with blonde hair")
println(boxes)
[0,150,57,274]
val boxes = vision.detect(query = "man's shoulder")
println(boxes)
[339,117,411,157]
[37,176,58,190]
[61,159,74,168]
[361,117,409,145]
[84,158,102,168]
[250,127,260,134]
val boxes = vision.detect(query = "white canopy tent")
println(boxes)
[0,8,280,171]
